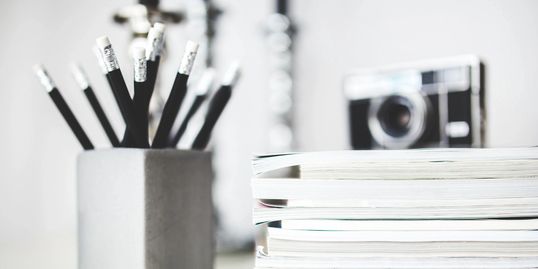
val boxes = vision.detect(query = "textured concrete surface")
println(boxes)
[77,149,214,269]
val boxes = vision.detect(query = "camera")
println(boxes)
[344,55,485,149]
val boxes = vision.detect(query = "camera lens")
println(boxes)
[377,96,413,137]
[367,92,429,149]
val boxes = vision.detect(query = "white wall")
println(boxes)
[0,1,130,267]
[1,0,538,268]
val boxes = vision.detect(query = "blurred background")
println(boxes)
[1,0,538,268]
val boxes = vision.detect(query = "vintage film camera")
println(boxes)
[344,55,485,149]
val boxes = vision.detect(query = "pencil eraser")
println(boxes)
[131,4,148,16]
[33,64,56,92]
[195,68,216,95]
[146,24,166,60]
[96,36,111,49]
[133,47,146,60]
[32,64,44,75]
[178,40,200,75]
[145,28,157,58]
[185,40,200,54]
[96,37,119,72]
[153,22,165,33]
[222,61,241,87]
[70,63,90,90]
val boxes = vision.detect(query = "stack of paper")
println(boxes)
[251,147,538,268]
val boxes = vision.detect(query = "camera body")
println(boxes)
[344,55,485,149]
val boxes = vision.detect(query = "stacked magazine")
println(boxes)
[251,147,538,268]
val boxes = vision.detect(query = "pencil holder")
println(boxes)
[77,149,214,269]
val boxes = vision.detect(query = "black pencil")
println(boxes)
[146,23,165,96]
[142,23,165,139]
[146,57,159,101]
[151,40,199,148]
[191,62,240,150]
[71,64,120,147]
[121,47,149,147]
[34,64,94,150]
[96,36,147,148]
[168,68,215,147]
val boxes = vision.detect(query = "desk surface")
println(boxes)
[216,252,254,269]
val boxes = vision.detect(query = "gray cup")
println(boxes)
[77,149,214,269]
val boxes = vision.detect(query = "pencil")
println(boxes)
[71,64,120,147]
[191,62,240,150]
[142,23,165,138]
[151,40,199,148]
[146,22,165,96]
[168,68,215,147]
[34,64,94,150]
[96,36,147,148]
[121,47,149,147]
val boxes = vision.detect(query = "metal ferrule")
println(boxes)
[134,57,147,82]
[93,47,108,74]
[178,51,196,75]
[101,45,120,72]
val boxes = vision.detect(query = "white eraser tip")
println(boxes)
[146,28,157,43]
[195,68,216,95]
[222,61,241,86]
[70,63,90,89]
[33,64,55,91]
[33,64,45,74]
[147,27,156,38]
[96,36,111,49]
[178,40,200,75]
[132,4,148,16]
[133,47,146,59]
[145,29,156,59]
[185,40,200,54]
[153,22,165,33]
